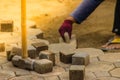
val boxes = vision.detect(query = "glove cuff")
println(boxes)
[64,20,73,25]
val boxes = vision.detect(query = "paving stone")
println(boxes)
[74,48,104,58]
[31,66,65,77]
[0,20,13,32]
[0,41,5,52]
[85,71,96,80]
[114,62,120,68]
[11,46,22,56]
[59,34,77,48]
[12,55,22,67]
[48,43,76,54]
[9,75,44,80]
[86,61,115,72]
[94,77,120,80]
[27,20,37,28]
[12,55,35,70]
[0,69,15,77]
[90,57,99,63]
[0,52,6,57]
[28,45,37,59]
[0,70,15,80]
[8,45,37,60]
[39,50,55,66]
[0,57,8,65]
[44,76,59,80]
[33,59,53,74]
[59,72,69,80]
[60,50,75,64]
[29,39,49,46]
[2,62,31,76]
[94,71,110,78]
[69,65,85,80]
[72,52,90,66]
[110,68,120,78]
[99,53,120,63]
[60,32,70,43]
[28,28,43,39]
[32,42,48,55]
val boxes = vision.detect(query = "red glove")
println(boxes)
[59,20,73,42]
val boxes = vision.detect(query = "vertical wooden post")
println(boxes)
[21,0,28,58]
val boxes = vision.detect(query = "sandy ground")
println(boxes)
[0,0,116,48]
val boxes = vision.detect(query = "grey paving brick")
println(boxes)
[69,65,85,80]
[39,50,55,66]
[72,52,90,66]
[33,59,53,74]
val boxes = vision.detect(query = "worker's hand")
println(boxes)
[59,20,73,42]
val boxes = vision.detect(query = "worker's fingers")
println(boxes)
[59,28,66,42]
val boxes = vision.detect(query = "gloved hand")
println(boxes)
[59,20,73,42]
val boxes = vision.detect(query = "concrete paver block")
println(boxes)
[28,45,37,59]
[33,59,53,74]
[72,53,90,66]
[8,45,37,60]
[110,68,120,78]
[27,20,37,28]
[32,42,48,55]
[99,53,120,63]
[60,50,75,64]
[0,20,13,32]
[28,29,43,39]
[0,42,5,52]
[59,34,78,48]
[74,48,104,58]
[12,55,35,70]
[12,55,22,67]
[39,50,55,66]
[69,65,85,80]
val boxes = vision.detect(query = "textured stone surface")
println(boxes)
[33,59,53,74]
[85,71,96,80]
[94,71,110,77]
[69,65,85,80]
[99,53,120,63]
[72,52,90,66]
[94,77,120,80]
[48,43,76,54]
[59,72,69,80]
[60,50,75,64]
[0,20,13,32]
[32,42,48,55]
[0,57,8,65]
[12,55,35,70]
[9,75,44,80]
[74,48,104,58]
[39,50,55,66]
[86,61,115,72]
[31,66,65,77]
[28,28,43,39]
[28,45,37,59]
[2,62,31,76]
[0,71,15,80]
[0,42,5,52]
[44,76,59,80]
[110,68,120,78]
[114,62,120,68]
[12,55,22,67]
[59,34,77,48]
